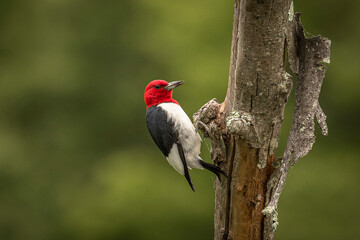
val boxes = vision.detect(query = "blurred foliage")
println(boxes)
[0,0,359,239]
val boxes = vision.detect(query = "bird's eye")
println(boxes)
[154,85,160,89]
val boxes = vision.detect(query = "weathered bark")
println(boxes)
[193,1,330,240]
[262,13,330,240]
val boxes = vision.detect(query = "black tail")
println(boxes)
[199,160,227,180]
[177,143,195,192]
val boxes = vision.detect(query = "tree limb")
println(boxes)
[262,12,331,240]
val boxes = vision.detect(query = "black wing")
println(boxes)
[146,106,177,157]
[146,106,195,191]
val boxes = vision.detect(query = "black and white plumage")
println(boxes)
[146,102,225,191]
[144,80,226,191]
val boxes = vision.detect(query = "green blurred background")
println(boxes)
[0,0,359,239]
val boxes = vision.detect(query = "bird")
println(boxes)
[144,79,226,191]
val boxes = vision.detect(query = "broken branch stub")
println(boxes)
[226,110,261,148]
[193,98,226,165]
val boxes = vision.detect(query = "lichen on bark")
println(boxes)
[192,1,330,240]
[263,12,331,240]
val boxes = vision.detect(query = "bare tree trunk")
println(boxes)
[193,1,330,240]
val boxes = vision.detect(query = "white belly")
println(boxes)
[159,102,203,174]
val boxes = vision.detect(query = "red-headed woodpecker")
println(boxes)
[144,80,226,191]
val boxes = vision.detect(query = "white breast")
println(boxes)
[158,102,203,173]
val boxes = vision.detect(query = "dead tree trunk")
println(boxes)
[193,1,330,240]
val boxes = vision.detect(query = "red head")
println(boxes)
[144,80,183,108]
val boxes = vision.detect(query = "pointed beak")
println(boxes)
[164,81,183,91]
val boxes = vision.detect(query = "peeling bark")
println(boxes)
[193,1,330,240]
[263,13,330,240]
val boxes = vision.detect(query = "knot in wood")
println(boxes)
[226,111,260,148]
[226,111,252,135]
